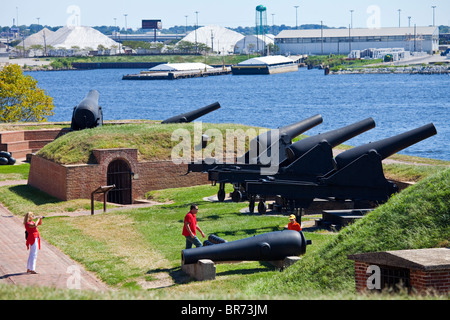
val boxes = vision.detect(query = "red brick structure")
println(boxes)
[28,148,208,204]
[348,248,450,295]
[0,128,69,159]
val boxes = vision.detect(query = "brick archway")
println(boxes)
[107,159,132,204]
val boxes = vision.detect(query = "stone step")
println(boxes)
[0,131,25,144]
[0,140,30,152]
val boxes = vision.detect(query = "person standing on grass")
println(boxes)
[24,212,44,274]
[182,204,205,249]
[287,214,302,232]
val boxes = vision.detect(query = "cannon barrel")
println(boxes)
[286,118,375,161]
[208,234,228,244]
[238,114,323,164]
[182,230,310,265]
[334,123,437,170]
[71,90,102,130]
[253,114,323,150]
[161,102,221,124]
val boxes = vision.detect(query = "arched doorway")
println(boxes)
[107,159,132,204]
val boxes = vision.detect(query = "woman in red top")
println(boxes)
[24,212,43,274]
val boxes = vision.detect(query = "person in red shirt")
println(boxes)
[182,204,205,249]
[287,214,302,232]
[23,212,44,274]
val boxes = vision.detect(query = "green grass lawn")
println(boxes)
[0,163,29,181]
[1,167,448,299]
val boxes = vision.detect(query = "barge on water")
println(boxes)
[122,62,231,80]
[231,55,299,75]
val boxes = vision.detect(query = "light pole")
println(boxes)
[272,13,275,34]
[195,11,199,54]
[431,6,436,27]
[294,6,299,29]
[185,15,188,35]
[350,10,354,29]
[124,14,128,41]
[408,16,411,27]
[398,9,401,27]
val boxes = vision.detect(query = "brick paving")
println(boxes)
[0,181,109,292]
[0,180,167,292]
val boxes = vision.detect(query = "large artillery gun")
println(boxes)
[182,230,311,265]
[188,114,324,202]
[209,118,376,212]
[245,123,437,214]
[71,90,103,131]
[161,102,221,124]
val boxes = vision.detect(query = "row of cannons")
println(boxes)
[187,113,437,216]
[71,91,437,268]
[70,91,313,269]
[70,89,221,130]
[72,89,438,221]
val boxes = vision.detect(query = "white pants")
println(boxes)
[27,238,39,271]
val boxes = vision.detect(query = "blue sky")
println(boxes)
[1,0,448,30]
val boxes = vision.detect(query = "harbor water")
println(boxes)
[26,68,449,161]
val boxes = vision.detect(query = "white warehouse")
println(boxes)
[275,26,439,55]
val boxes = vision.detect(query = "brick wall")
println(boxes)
[354,261,371,292]
[28,148,209,202]
[410,269,450,294]
[28,155,68,200]
[352,261,449,294]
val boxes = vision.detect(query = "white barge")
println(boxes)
[231,55,299,75]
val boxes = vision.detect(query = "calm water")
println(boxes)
[26,68,450,161]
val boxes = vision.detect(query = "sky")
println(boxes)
[1,0,448,30]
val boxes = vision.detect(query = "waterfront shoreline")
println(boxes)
[330,64,450,75]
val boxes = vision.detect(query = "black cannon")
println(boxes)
[189,115,324,202]
[182,230,311,265]
[189,114,323,173]
[161,102,221,124]
[245,123,437,211]
[70,90,103,131]
[209,118,375,208]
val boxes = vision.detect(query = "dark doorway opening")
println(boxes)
[107,159,132,204]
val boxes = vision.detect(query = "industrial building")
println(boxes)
[275,26,439,55]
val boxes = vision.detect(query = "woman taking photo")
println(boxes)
[24,212,43,274]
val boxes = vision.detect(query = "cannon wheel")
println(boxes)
[248,198,255,213]
[217,183,226,202]
[231,190,243,202]
[258,201,267,215]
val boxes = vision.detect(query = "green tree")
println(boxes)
[0,64,54,122]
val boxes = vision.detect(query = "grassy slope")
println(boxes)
[249,168,450,296]
[37,122,262,165]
